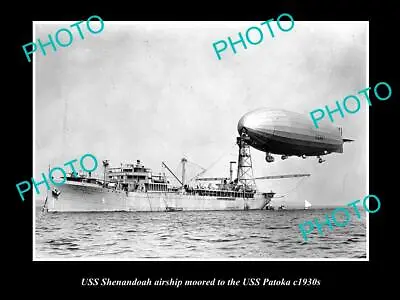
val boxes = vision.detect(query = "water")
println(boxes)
[35,208,366,259]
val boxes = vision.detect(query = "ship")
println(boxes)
[277,203,287,210]
[44,136,276,212]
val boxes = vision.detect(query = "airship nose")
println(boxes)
[237,111,260,134]
[237,115,247,135]
[237,108,276,136]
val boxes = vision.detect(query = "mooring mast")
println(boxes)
[236,133,256,191]
[235,129,311,200]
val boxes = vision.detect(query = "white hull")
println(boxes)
[47,182,272,212]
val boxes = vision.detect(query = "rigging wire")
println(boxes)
[272,176,308,198]
[187,143,237,183]
[186,160,206,172]
[270,164,310,198]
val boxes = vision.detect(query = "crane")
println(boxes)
[195,174,310,181]
[195,177,229,181]
[162,161,183,186]
[254,174,311,180]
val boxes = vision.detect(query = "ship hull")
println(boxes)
[47,182,272,212]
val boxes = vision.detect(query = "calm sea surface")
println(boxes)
[35,208,366,259]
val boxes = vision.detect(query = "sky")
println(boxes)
[34,21,367,208]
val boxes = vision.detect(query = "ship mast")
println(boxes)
[102,160,109,187]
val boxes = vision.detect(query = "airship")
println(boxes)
[237,108,354,163]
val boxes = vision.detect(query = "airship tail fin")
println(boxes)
[336,138,354,153]
[343,138,355,143]
[338,126,354,143]
[338,126,343,136]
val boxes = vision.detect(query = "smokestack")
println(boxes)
[181,158,188,186]
[229,161,236,182]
